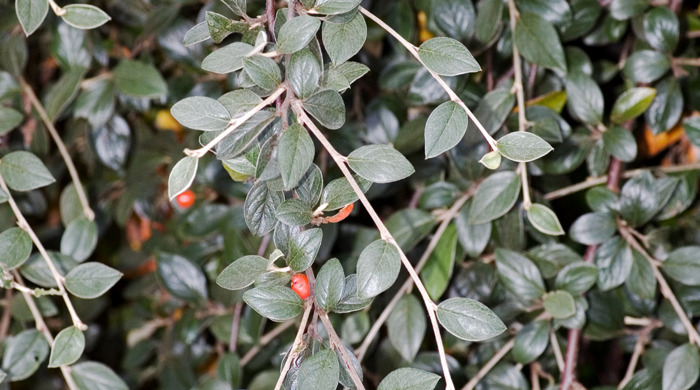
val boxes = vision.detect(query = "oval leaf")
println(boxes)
[297,349,340,390]
[242,286,303,322]
[514,12,567,72]
[65,262,122,299]
[0,151,56,192]
[468,171,521,224]
[60,4,111,30]
[278,123,315,190]
[168,156,198,201]
[303,89,346,129]
[527,203,564,236]
[497,132,553,162]
[610,87,656,124]
[356,239,401,299]
[347,145,414,183]
[217,255,269,290]
[0,227,32,269]
[418,37,481,76]
[436,297,506,341]
[378,368,440,390]
[277,15,321,54]
[48,326,85,368]
[662,343,700,390]
[424,100,468,158]
[60,217,98,262]
[171,96,231,131]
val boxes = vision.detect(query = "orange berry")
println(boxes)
[290,274,310,300]
[176,189,196,209]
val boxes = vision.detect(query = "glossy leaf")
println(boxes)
[527,203,565,236]
[113,60,167,98]
[565,71,603,125]
[418,37,480,76]
[420,224,458,300]
[543,290,576,319]
[217,255,269,290]
[497,132,553,162]
[287,228,323,272]
[320,175,371,211]
[276,198,313,226]
[610,87,656,124]
[278,123,315,190]
[424,100,467,158]
[468,171,521,225]
[644,7,679,52]
[622,50,670,84]
[156,253,208,302]
[602,126,637,162]
[347,145,414,183]
[60,217,98,262]
[0,151,55,192]
[244,181,284,236]
[242,286,303,322]
[356,239,401,299]
[513,321,549,364]
[288,49,321,99]
[554,262,598,295]
[243,56,281,90]
[495,248,545,303]
[387,294,426,363]
[663,247,700,286]
[315,258,345,312]
[569,212,617,245]
[662,344,699,390]
[514,12,567,72]
[437,297,506,341]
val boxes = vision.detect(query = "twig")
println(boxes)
[292,102,456,390]
[355,192,472,361]
[240,318,296,366]
[273,303,313,390]
[0,289,12,341]
[184,87,285,158]
[617,320,661,389]
[12,272,79,390]
[48,0,66,16]
[461,338,516,390]
[619,224,700,346]
[229,302,243,352]
[20,78,94,221]
[319,312,366,390]
[358,6,498,151]
[266,0,276,41]
[543,162,700,201]
[550,331,565,373]
[0,174,86,330]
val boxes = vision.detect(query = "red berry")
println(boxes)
[290,274,310,300]
[176,189,196,209]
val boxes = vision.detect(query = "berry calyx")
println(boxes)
[290,274,310,300]
[176,189,195,209]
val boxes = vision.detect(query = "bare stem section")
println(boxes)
[292,102,456,390]
[20,78,94,221]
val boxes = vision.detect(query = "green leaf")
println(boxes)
[288,49,321,99]
[514,12,567,72]
[527,203,564,236]
[60,4,111,30]
[315,258,345,312]
[156,253,208,302]
[217,255,269,290]
[455,200,491,257]
[44,67,85,121]
[520,0,571,25]
[205,11,247,43]
[569,212,617,245]
[543,290,576,319]
[610,0,649,20]
[71,361,128,390]
[243,286,303,322]
[278,123,315,190]
[554,262,598,295]
[276,15,321,54]
[287,228,323,272]
[221,0,247,16]
[420,224,458,300]
[201,42,253,74]
[60,217,97,263]
[620,172,672,227]
[320,175,371,211]
[183,21,210,46]
[475,0,503,43]
[276,198,313,226]
[334,274,374,313]
[424,101,468,158]
[322,13,366,65]
[622,50,671,84]
[244,181,284,236]
[113,60,167,98]
[168,156,198,201]
[418,37,480,76]
[16,0,48,36]
[437,297,506,341]
[0,329,49,381]
[626,248,656,299]
[171,96,231,131]
[303,89,346,129]
[610,87,656,124]
[0,150,55,192]
[74,79,115,129]
[0,227,32,269]
[495,248,545,303]
[48,326,85,368]
[497,132,553,162]
[662,344,700,390]
[356,239,401,299]
[468,171,521,225]
[347,145,414,183]
[565,71,604,124]
[313,0,362,15]
[387,294,426,363]
[595,237,633,290]
[64,262,122,299]
[431,0,475,40]
[296,165,324,208]
[297,349,340,390]
[378,369,439,390]
[0,106,23,135]
[20,251,77,288]
[513,320,549,364]
[602,126,637,162]
[644,6,679,52]
[663,246,700,286]
[646,77,683,135]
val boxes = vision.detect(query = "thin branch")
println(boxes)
[240,318,296,366]
[20,78,94,221]
[184,87,286,158]
[617,320,661,389]
[0,174,86,330]
[461,338,516,390]
[292,102,455,390]
[48,0,66,16]
[550,331,565,373]
[355,191,472,361]
[12,272,79,390]
[544,162,700,201]
[0,289,12,341]
[358,6,498,151]
[266,0,276,41]
[229,302,243,352]
[273,303,313,390]
[619,224,700,346]
[319,312,366,390]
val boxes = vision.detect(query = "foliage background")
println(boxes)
[2,0,700,389]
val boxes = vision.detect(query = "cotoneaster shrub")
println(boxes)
[1,0,700,390]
